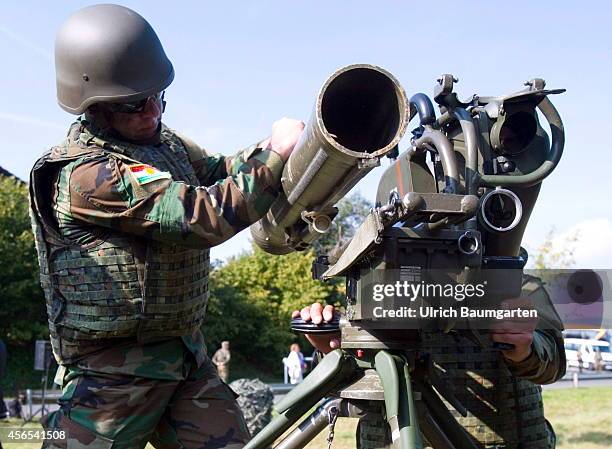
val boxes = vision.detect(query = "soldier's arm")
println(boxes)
[202,143,271,185]
[62,145,283,248]
[504,330,565,384]
[503,277,566,384]
[192,152,229,186]
[176,131,268,187]
[180,118,302,186]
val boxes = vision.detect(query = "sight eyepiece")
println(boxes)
[490,107,537,155]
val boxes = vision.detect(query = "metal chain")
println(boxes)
[326,405,340,449]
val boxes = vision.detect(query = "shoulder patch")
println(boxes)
[128,164,172,185]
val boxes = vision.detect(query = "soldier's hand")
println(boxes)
[266,118,305,162]
[291,303,341,354]
[490,297,538,363]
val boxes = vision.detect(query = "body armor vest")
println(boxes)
[420,332,553,449]
[30,124,209,364]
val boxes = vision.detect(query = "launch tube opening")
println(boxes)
[250,64,408,255]
[320,68,402,154]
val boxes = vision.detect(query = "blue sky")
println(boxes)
[0,1,610,266]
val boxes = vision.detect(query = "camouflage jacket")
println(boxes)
[419,274,566,448]
[30,119,283,372]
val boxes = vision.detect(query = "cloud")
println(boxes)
[0,25,53,61]
[0,111,64,131]
[553,218,612,268]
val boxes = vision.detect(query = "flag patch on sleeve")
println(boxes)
[128,164,172,185]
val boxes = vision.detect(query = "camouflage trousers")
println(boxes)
[41,357,250,449]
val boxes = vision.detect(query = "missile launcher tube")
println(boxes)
[251,64,409,254]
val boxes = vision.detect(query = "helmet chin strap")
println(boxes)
[83,108,113,133]
[83,107,163,145]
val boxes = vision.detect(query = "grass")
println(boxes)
[1,387,610,448]
[542,387,612,449]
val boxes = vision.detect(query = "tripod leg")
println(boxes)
[415,381,479,449]
[243,401,318,449]
[398,357,423,449]
[276,398,373,449]
[244,350,357,449]
[414,400,457,449]
[374,351,423,449]
[274,398,341,449]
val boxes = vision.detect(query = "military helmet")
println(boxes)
[55,4,174,115]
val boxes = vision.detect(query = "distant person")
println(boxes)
[594,348,604,373]
[7,393,24,419]
[212,341,232,382]
[0,339,8,420]
[577,349,583,373]
[286,343,306,384]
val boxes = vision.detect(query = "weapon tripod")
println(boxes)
[244,324,481,449]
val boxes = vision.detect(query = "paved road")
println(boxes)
[543,377,612,390]
[15,370,612,420]
[543,368,612,390]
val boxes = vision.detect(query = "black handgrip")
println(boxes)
[290,316,340,334]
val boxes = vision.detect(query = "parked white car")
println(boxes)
[564,338,612,370]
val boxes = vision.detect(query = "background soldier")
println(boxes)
[594,348,604,373]
[212,341,232,382]
[30,4,303,448]
[577,349,584,373]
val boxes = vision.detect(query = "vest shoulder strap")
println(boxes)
[172,129,209,164]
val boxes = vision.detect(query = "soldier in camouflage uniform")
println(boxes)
[30,4,304,449]
[296,275,566,449]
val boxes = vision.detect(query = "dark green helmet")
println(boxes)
[55,4,174,115]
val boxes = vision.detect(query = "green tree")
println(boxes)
[0,176,47,345]
[204,246,342,368]
[529,228,579,269]
[202,194,371,373]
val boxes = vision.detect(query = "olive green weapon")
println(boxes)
[246,69,565,449]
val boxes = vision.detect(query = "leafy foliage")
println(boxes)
[203,193,371,369]
[0,176,47,345]
[204,246,343,368]
[1,345,41,393]
[529,228,579,269]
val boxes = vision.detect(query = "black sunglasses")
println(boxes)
[106,91,165,114]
